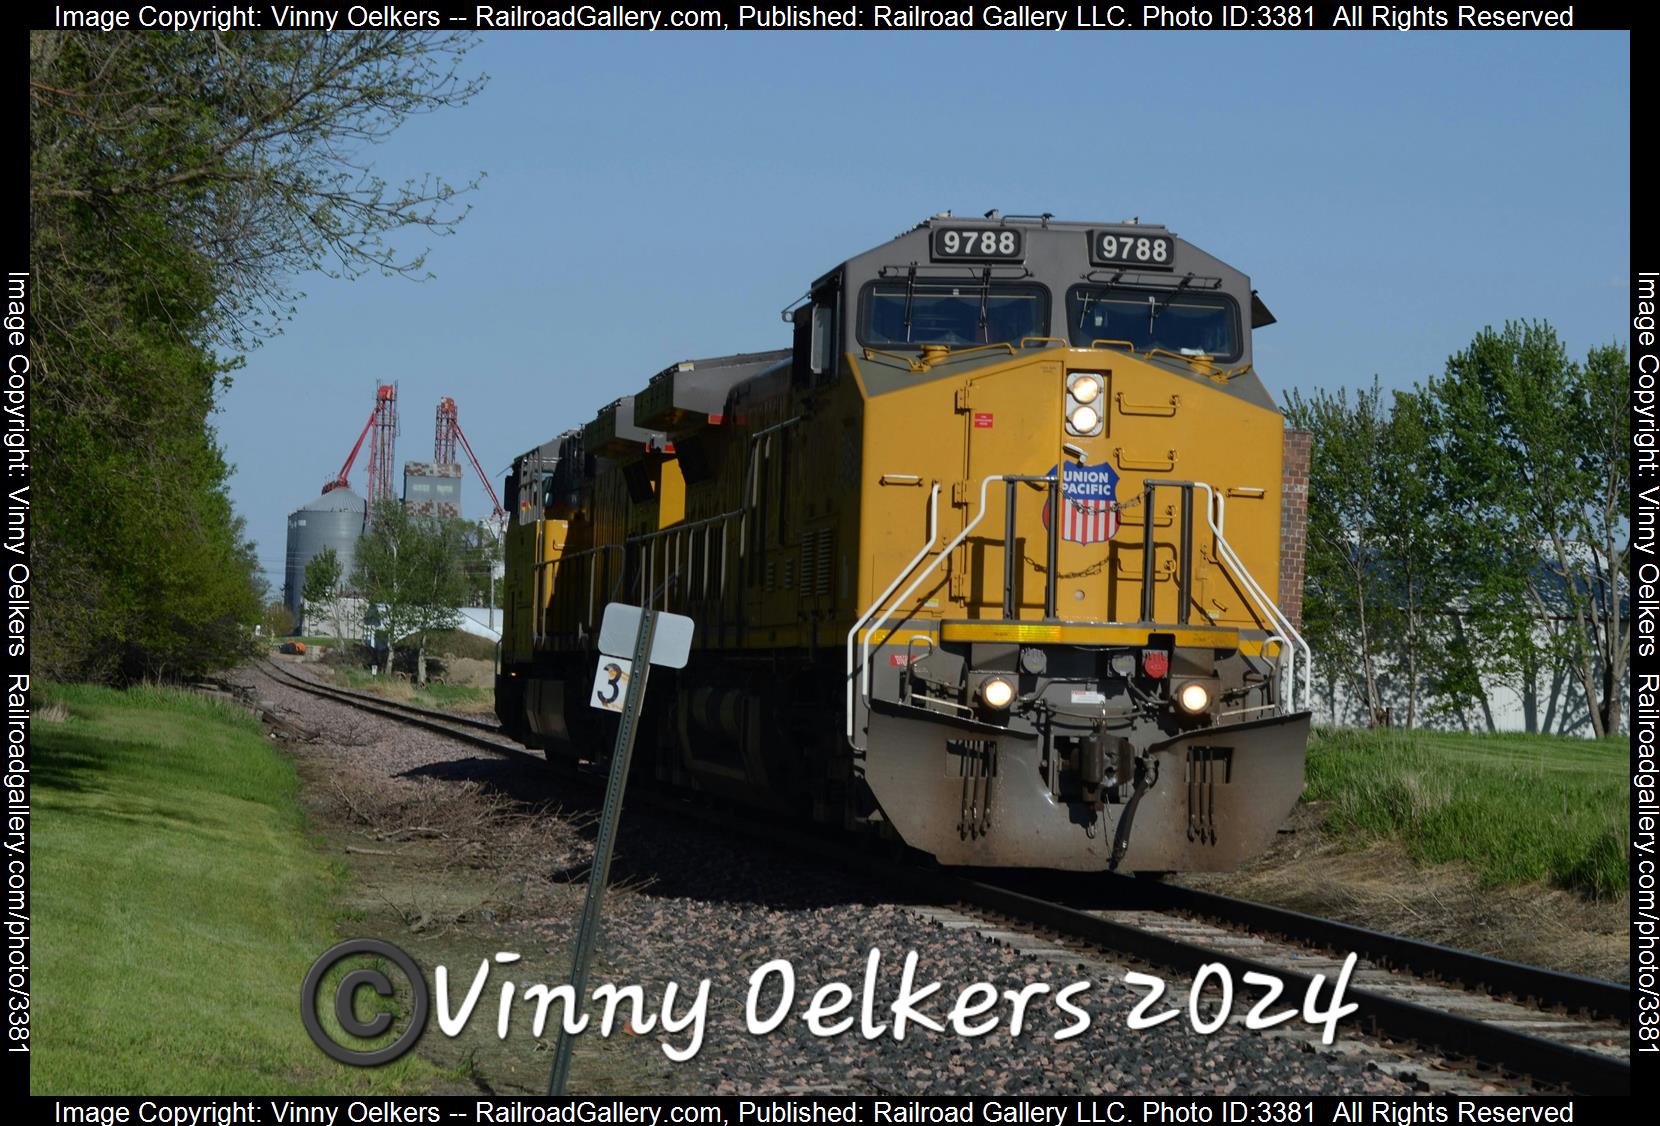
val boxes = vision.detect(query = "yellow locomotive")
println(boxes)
[497,215,1311,873]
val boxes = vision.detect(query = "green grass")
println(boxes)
[1305,727,1628,899]
[327,666,493,712]
[32,683,440,1094]
[423,629,498,662]
[412,682,492,709]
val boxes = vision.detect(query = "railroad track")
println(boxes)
[250,657,1631,1094]
[252,657,529,754]
[934,876,1629,1094]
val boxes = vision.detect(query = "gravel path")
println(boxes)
[238,662,1427,1096]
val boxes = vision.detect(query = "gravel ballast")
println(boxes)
[240,663,1436,1097]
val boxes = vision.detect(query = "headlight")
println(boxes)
[979,677,1016,710]
[1068,405,1100,433]
[1070,374,1102,404]
[1177,681,1211,714]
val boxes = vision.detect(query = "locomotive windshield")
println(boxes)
[1066,286,1240,360]
[859,281,1048,347]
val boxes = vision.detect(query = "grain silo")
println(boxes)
[283,488,366,627]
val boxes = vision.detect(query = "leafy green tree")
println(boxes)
[28,31,484,682]
[1285,381,1394,725]
[30,31,485,353]
[1428,324,1630,737]
[353,501,475,685]
[301,546,344,638]
[262,600,295,639]
[1292,323,1626,736]
[1367,389,1450,729]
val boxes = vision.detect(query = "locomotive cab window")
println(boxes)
[859,280,1048,348]
[1066,286,1240,361]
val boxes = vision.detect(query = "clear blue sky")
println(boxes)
[218,31,1631,598]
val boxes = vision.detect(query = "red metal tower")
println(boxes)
[435,397,458,465]
[433,397,504,522]
[364,383,398,513]
[322,383,399,519]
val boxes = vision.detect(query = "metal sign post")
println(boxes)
[546,598,690,1095]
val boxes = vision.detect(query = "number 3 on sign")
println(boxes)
[589,657,633,712]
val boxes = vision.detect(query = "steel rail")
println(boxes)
[1134,878,1630,1022]
[936,876,1629,1096]
[250,659,1630,1094]
[254,660,528,753]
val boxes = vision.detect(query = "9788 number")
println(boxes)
[1098,234,1168,264]
[939,229,1018,257]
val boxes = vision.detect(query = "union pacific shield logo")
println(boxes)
[1040,462,1120,544]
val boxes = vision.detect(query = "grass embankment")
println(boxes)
[274,629,497,714]
[1305,727,1627,898]
[322,665,494,714]
[33,683,439,1094]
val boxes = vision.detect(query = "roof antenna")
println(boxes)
[984,209,1000,219]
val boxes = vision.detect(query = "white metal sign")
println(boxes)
[598,603,693,668]
[589,656,633,712]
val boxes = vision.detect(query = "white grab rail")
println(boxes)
[850,477,1015,749]
[843,474,1313,749]
[1191,484,1312,710]
[845,483,940,748]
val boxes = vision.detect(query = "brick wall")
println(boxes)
[1279,428,1312,630]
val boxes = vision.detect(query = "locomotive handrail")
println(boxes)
[851,476,1013,751]
[860,341,1019,373]
[847,472,1311,745]
[624,508,738,546]
[845,482,940,749]
[532,543,624,648]
[592,414,804,623]
[1143,347,1242,384]
[1145,346,1214,363]
[1204,486,1311,709]
[629,508,742,611]
[1143,479,1311,710]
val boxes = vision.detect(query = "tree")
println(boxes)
[1285,381,1394,725]
[28,31,484,682]
[301,547,345,639]
[353,501,476,685]
[30,32,485,355]
[1428,324,1630,737]
[263,600,295,638]
[1367,388,1452,730]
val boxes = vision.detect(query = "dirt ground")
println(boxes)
[292,747,676,1094]
[1177,801,1630,982]
[248,663,1624,1097]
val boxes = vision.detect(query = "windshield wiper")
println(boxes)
[901,265,917,343]
[1147,273,1198,338]
[976,268,991,343]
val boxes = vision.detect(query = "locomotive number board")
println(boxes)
[931,227,1025,262]
[1089,230,1175,270]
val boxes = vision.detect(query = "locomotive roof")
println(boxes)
[820,213,1278,411]
[515,216,1282,465]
